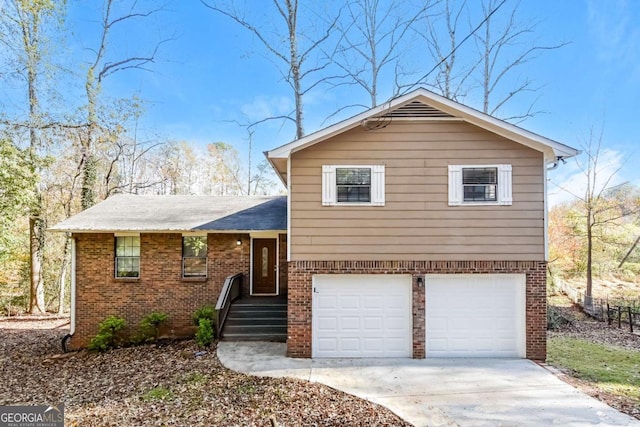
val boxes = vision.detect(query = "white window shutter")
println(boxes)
[371,165,385,206]
[448,165,463,205]
[322,165,336,206]
[498,164,513,205]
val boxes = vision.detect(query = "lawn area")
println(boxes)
[0,318,410,426]
[548,337,640,405]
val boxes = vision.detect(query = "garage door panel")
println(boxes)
[363,317,383,330]
[363,338,383,350]
[317,295,337,308]
[340,296,360,309]
[341,317,360,330]
[317,338,337,352]
[313,274,412,358]
[426,274,525,358]
[317,317,337,330]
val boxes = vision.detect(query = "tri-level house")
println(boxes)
[52,88,578,360]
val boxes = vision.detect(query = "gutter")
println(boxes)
[62,237,76,352]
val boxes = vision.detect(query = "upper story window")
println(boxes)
[182,236,207,278]
[115,236,140,278]
[337,168,371,203]
[322,165,385,206]
[463,167,497,202]
[448,164,512,206]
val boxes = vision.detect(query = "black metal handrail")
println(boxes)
[215,273,243,338]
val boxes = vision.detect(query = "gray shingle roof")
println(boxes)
[50,195,287,232]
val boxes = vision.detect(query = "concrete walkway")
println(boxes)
[217,341,640,427]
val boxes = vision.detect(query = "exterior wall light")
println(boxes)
[236,238,242,246]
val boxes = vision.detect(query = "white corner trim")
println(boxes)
[287,155,292,262]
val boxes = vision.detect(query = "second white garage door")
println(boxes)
[426,274,526,358]
[312,274,412,358]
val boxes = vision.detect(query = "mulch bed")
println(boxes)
[0,318,410,426]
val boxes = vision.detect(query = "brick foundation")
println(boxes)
[287,260,547,360]
[71,232,251,349]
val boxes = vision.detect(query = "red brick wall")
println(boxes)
[287,260,547,360]
[71,232,250,348]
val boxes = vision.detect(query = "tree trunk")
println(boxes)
[57,235,71,315]
[618,234,640,269]
[585,213,593,308]
[29,216,46,314]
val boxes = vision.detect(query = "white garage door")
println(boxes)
[312,274,412,358]
[426,274,525,358]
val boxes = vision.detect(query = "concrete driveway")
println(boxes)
[217,341,640,427]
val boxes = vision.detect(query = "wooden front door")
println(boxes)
[252,238,277,294]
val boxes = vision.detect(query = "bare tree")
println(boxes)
[81,0,169,209]
[409,0,566,122]
[0,0,64,313]
[474,0,567,121]
[552,127,638,304]
[421,0,474,101]
[201,0,340,139]
[333,0,434,108]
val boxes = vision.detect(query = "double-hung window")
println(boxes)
[448,164,512,206]
[115,236,140,278]
[463,167,497,202]
[182,236,207,278]
[337,167,371,203]
[322,165,385,206]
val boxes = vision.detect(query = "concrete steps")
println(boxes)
[221,298,287,342]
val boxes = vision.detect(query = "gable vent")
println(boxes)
[376,101,453,119]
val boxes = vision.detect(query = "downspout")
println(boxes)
[544,156,565,261]
[287,154,291,262]
[543,161,551,261]
[70,236,76,335]
[62,236,76,352]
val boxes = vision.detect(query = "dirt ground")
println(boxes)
[0,317,409,427]
[560,276,640,300]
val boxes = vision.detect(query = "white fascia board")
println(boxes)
[409,90,579,160]
[264,150,288,185]
[267,91,423,159]
[266,87,579,162]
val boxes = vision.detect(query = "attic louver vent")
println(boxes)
[376,101,453,119]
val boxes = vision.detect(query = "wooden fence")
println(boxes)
[556,279,640,333]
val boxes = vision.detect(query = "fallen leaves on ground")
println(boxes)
[0,318,410,426]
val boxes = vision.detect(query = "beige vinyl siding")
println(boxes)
[289,121,545,261]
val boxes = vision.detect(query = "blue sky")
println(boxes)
[60,0,640,201]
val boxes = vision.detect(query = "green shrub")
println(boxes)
[137,311,169,342]
[195,318,214,347]
[88,315,126,351]
[192,305,216,326]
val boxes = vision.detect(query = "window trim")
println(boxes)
[182,235,208,279]
[114,235,141,279]
[448,164,512,206]
[322,164,385,206]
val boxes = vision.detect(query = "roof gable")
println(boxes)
[266,88,579,182]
